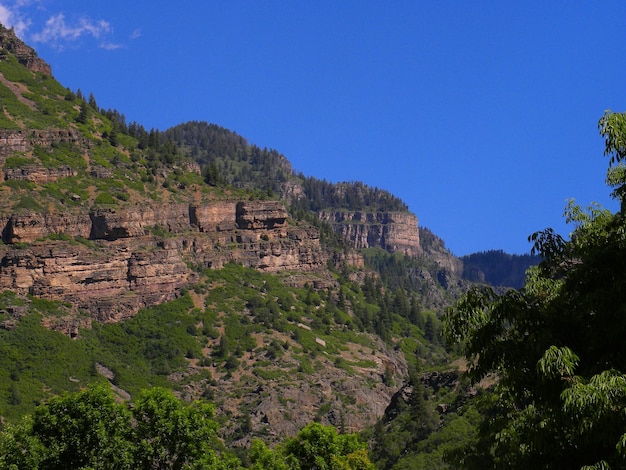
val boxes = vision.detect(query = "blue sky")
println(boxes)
[1,1,626,255]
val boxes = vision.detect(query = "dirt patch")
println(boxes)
[0,74,36,109]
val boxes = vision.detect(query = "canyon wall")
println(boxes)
[318,210,421,257]
[0,200,329,322]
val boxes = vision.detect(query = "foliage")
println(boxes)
[84,294,202,392]
[442,110,626,469]
[0,385,235,470]
[163,121,408,213]
[0,48,209,215]
[0,34,468,468]
[283,422,374,470]
[163,121,292,194]
[0,301,93,421]
[460,249,541,288]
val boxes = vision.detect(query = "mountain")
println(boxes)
[461,249,542,288]
[0,24,532,466]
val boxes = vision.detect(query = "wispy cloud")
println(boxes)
[0,1,31,36]
[31,13,112,48]
[0,2,123,51]
[130,28,141,40]
[100,41,122,51]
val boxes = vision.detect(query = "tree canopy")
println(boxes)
[0,385,235,470]
[443,110,626,469]
[0,385,374,470]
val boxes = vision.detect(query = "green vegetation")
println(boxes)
[0,27,578,469]
[0,385,238,470]
[0,48,211,215]
[442,110,626,468]
[460,249,541,288]
[163,121,408,213]
[0,386,373,469]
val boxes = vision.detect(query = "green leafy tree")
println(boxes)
[132,387,224,470]
[0,385,239,470]
[283,422,374,470]
[27,384,132,470]
[443,110,626,469]
[248,439,290,470]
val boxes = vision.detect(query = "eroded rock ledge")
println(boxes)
[318,210,421,257]
[0,200,329,322]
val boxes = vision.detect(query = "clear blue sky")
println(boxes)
[2,1,626,255]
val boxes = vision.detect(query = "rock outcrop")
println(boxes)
[4,164,77,183]
[0,129,84,158]
[0,24,52,75]
[318,210,421,256]
[0,200,330,321]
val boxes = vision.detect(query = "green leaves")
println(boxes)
[537,346,579,381]
[133,388,219,470]
[0,386,234,470]
[599,110,626,166]
[442,110,626,468]
[283,422,374,470]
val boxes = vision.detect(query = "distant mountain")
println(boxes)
[461,249,542,288]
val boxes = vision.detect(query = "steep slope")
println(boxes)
[0,24,470,451]
[0,25,343,323]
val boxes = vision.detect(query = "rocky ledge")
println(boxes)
[318,210,421,256]
[0,200,331,322]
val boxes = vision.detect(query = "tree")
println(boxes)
[283,422,374,470]
[443,110,626,469]
[0,385,238,470]
[132,387,224,470]
[88,92,98,110]
[29,384,132,470]
[248,439,290,470]
[204,161,222,186]
[77,101,90,124]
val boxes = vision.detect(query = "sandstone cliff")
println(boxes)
[318,210,421,257]
[0,24,51,75]
[0,200,330,322]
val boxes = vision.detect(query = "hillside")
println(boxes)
[0,24,528,468]
[461,250,542,288]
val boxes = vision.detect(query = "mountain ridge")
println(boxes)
[0,25,533,463]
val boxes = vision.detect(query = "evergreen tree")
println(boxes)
[77,101,89,124]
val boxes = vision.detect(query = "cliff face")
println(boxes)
[318,210,421,256]
[0,24,51,75]
[0,200,329,322]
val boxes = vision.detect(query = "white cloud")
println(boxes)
[0,3,122,51]
[130,28,141,39]
[0,1,31,36]
[32,13,111,46]
[100,41,122,51]
[0,4,11,25]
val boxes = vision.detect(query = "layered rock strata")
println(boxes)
[318,210,421,256]
[0,24,52,75]
[0,200,328,321]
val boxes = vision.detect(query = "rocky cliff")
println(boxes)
[0,24,51,75]
[318,210,421,257]
[0,200,330,322]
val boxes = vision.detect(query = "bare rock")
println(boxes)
[318,210,421,256]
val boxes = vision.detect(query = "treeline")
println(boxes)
[163,121,293,193]
[69,88,187,167]
[162,121,409,213]
[461,249,541,288]
[292,177,409,213]
[0,385,374,469]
